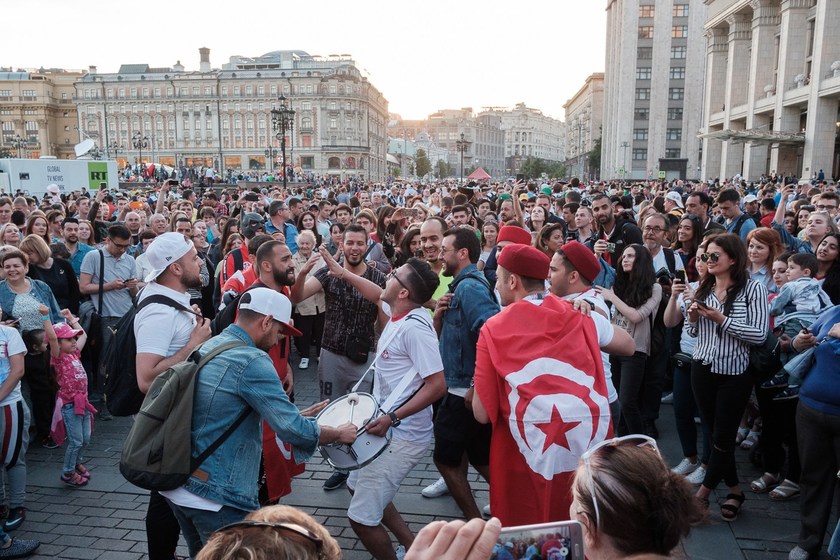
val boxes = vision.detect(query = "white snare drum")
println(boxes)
[316,392,391,471]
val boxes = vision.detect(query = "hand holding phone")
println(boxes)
[499,521,585,560]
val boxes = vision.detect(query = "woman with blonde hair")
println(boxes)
[20,234,80,314]
[196,505,340,560]
[0,224,21,248]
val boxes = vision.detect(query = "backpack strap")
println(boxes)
[97,250,105,313]
[663,248,676,274]
[731,213,750,237]
[137,294,197,315]
[190,340,251,470]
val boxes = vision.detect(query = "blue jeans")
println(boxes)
[166,499,249,557]
[0,400,30,509]
[61,403,91,475]
[672,362,711,463]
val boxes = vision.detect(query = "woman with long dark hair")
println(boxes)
[816,233,840,304]
[596,244,662,436]
[208,218,240,266]
[673,213,704,282]
[296,211,323,248]
[393,226,421,268]
[688,234,768,522]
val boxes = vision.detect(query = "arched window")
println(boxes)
[328,157,341,169]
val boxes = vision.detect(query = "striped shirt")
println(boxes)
[688,279,768,375]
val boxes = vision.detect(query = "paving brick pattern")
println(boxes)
[12,359,834,559]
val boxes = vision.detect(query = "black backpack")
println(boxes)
[104,294,194,416]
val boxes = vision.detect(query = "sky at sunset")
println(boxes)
[5,1,607,122]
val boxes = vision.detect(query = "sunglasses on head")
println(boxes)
[700,252,721,263]
[211,520,324,559]
[580,435,660,529]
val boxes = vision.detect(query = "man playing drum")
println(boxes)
[317,247,447,560]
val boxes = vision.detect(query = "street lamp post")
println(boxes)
[455,132,470,182]
[132,132,150,181]
[620,141,629,180]
[271,94,295,190]
[264,146,278,173]
[108,141,124,160]
[10,134,27,158]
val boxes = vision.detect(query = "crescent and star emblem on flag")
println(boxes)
[506,357,611,480]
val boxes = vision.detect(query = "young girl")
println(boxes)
[40,305,93,487]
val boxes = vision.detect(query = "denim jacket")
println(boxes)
[0,279,63,328]
[183,324,320,511]
[440,264,500,388]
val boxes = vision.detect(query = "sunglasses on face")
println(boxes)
[700,252,721,263]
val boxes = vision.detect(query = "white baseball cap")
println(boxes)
[237,287,302,336]
[743,194,758,203]
[144,232,194,282]
[665,191,684,208]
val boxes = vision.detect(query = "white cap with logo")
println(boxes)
[144,232,194,283]
[237,287,302,336]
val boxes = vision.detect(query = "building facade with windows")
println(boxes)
[420,108,505,179]
[564,73,605,181]
[480,103,566,176]
[601,0,707,181]
[75,49,389,180]
[0,69,85,159]
[700,0,840,182]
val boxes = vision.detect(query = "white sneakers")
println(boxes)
[482,504,491,517]
[672,458,701,476]
[686,465,707,485]
[421,476,449,498]
[299,358,309,370]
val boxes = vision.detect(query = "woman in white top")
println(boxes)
[477,221,498,271]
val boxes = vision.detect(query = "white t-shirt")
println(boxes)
[374,307,443,443]
[0,326,26,407]
[134,282,196,358]
[651,247,685,275]
[559,291,618,404]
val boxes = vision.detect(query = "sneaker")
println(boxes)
[421,476,450,498]
[0,536,39,558]
[686,465,707,485]
[39,438,59,450]
[299,358,309,370]
[97,408,113,422]
[2,508,25,532]
[660,392,674,404]
[788,545,812,560]
[761,372,789,390]
[482,504,491,517]
[323,471,348,491]
[60,472,88,487]
[774,385,800,401]
[672,458,701,476]
[395,545,406,560]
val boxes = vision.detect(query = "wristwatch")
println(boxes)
[388,411,401,427]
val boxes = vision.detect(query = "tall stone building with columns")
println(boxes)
[601,0,707,181]
[701,0,840,181]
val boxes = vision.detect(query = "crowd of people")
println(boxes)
[0,172,837,560]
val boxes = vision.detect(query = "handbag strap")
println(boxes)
[97,249,105,313]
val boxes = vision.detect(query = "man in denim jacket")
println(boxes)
[161,288,357,557]
[432,226,500,519]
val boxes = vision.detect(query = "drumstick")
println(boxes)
[346,393,359,425]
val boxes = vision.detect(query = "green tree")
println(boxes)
[392,166,401,178]
[546,162,567,179]
[519,157,546,179]
[434,159,452,179]
[415,149,432,178]
[0,148,11,159]
[588,135,602,180]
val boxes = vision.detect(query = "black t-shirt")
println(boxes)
[27,258,80,315]
[315,266,385,354]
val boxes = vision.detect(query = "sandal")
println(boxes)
[750,472,780,493]
[720,492,745,522]
[75,464,91,480]
[61,471,88,487]
[736,426,749,444]
[769,479,800,501]
[741,430,761,449]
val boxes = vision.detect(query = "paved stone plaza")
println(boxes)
[12,361,834,559]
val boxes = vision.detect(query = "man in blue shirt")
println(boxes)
[717,188,756,242]
[433,226,500,519]
[61,218,93,277]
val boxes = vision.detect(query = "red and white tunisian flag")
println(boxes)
[474,295,612,527]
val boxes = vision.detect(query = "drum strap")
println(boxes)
[378,366,422,415]
[350,322,404,394]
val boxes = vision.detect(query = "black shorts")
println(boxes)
[433,393,491,467]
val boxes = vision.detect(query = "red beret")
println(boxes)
[497,225,532,246]
[559,241,601,284]
[498,244,550,280]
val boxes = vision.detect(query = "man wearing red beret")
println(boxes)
[472,243,633,526]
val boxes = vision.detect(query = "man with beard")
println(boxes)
[61,217,93,277]
[291,223,386,491]
[419,217,453,307]
[134,232,213,560]
[431,226,500,519]
[590,193,642,266]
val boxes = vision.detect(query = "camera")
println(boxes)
[656,267,674,285]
